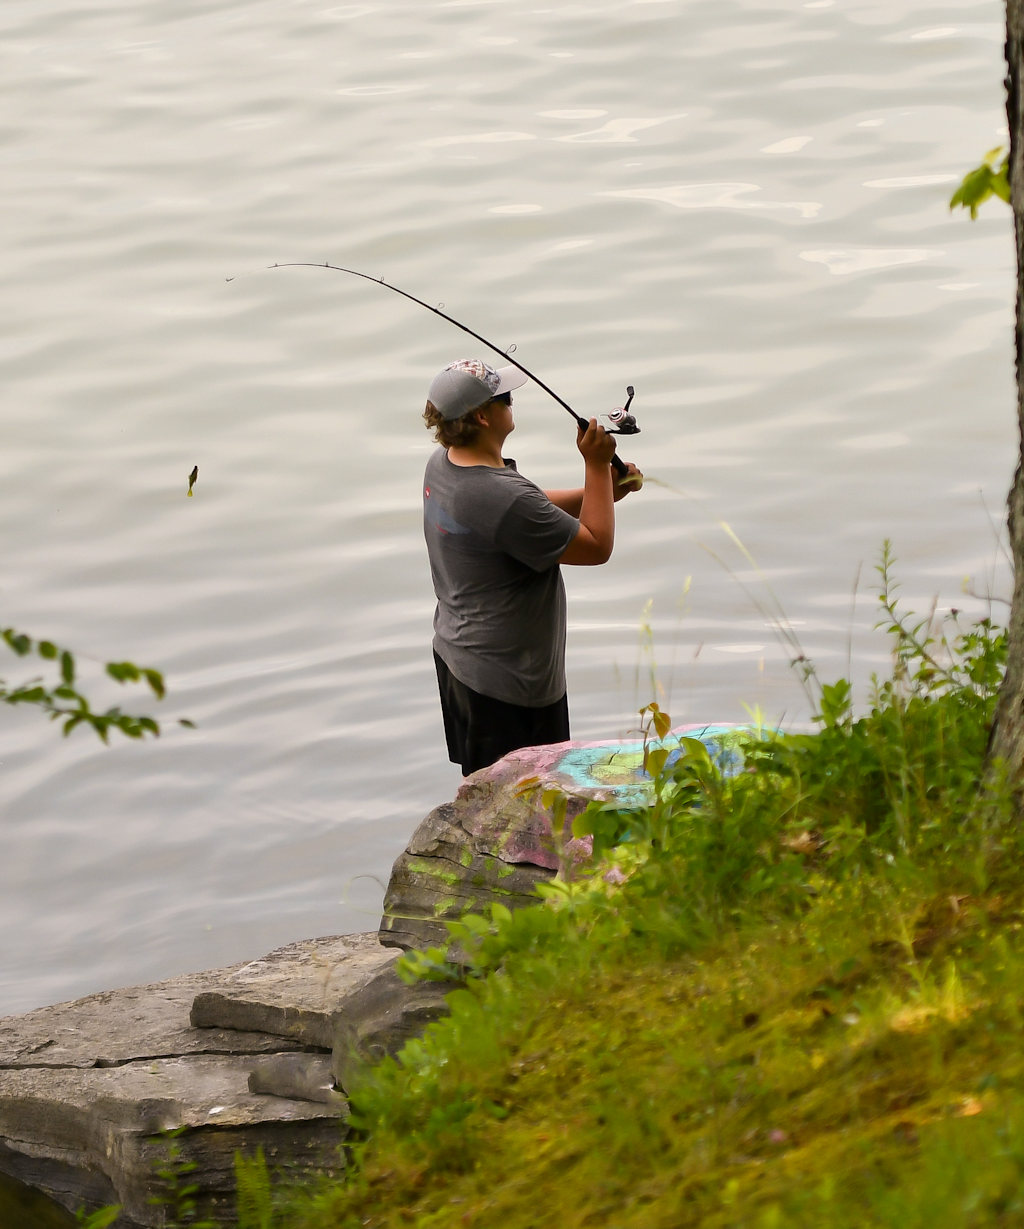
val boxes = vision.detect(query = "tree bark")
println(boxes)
[989,0,1024,781]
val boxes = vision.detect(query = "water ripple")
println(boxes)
[0,0,1013,1017]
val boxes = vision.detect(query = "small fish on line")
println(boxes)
[187,465,198,497]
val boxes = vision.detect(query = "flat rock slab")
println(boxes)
[0,966,312,1073]
[380,724,752,951]
[0,1055,344,1226]
[0,935,397,1226]
[191,933,398,1048]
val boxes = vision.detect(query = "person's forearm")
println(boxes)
[579,462,615,556]
[558,461,614,565]
[558,418,619,565]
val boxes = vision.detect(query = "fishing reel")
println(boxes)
[603,385,640,435]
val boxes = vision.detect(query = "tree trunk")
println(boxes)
[989,0,1024,781]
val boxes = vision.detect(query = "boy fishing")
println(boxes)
[422,358,643,776]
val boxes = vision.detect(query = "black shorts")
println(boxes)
[433,651,570,776]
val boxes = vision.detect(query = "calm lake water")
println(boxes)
[0,0,1015,1016]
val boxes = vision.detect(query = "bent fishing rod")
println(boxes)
[261,262,639,476]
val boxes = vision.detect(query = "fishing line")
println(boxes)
[242,261,638,476]
[238,264,799,660]
[235,261,828,712]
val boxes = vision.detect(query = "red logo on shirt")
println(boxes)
[424,486,431,498]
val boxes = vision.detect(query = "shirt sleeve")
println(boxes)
[494,483,579,572]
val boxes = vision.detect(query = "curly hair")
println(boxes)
[423,401,485,448]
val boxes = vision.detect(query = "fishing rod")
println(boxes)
[261,262,639,475]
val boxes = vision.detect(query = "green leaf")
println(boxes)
[38,640,58,660]
[680,736,713,757]
[639,701,672,740]
[61,650,75,685]
[816,679,853,729]
[142,668,165,699]
[8,686,48,705]
[646,747,671,780]
[106,661,140,685]
[950,147,1010,219]
[535,879,573,900]
[4,630,32,656]
[76,1205,123,1229]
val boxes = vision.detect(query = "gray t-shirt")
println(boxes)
[423,448,579,707]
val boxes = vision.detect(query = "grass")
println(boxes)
[278,877,1024,1228]
[82,547,1024,1228]
[254,554,1023,1228]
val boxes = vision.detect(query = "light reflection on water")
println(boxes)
[0,0,1014,1016]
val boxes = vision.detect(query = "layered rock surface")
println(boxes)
[0,936,406,1226]
[0,723,747,1225]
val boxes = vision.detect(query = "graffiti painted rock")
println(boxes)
[379,724,751,953]
[377,798,560,954]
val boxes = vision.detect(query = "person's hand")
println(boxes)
[576,418,617,467]
[613,462,643,501]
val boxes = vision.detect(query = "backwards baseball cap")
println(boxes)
[426,358,529,421]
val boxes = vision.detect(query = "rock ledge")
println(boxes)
[0,722,749,1224]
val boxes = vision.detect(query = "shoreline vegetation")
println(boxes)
[82,549,1023,1227]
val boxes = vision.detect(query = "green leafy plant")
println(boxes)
[73,1145,283,1229]
[950,146,1010,218]
[0,624,193,741]
[570,701,686,861]
[235,1148,278,1229]
[75,1206,121,1228]
[754,543,1007,871]
[148,1127,219,1228]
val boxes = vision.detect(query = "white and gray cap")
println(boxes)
[427,358,529,421]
